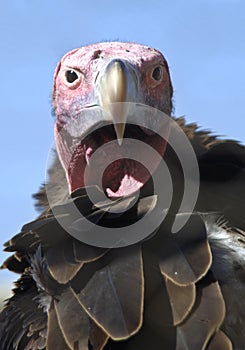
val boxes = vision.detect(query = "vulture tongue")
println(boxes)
[106,174,143,197]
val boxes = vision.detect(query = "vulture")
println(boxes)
[0,42,245,350]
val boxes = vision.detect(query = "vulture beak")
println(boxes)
[97,59,138,145]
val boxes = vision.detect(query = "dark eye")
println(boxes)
[65,70,79,83]
[152,66,162,81]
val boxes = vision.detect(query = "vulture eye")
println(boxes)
[152,66,163,81]
[65,70,79,84]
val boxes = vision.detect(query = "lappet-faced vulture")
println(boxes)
[0,42,244,350]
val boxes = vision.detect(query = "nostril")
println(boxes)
[92,50,102,60]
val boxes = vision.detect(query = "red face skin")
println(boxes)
[53,42,173,197]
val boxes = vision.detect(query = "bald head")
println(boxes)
[53,42,173,117]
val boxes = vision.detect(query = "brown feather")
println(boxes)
[206,330,232,350]
[74,245,144,340]
[45,245,83,284]
[89,320,109,350]
[55,287,90,350]
[159,213,212,285]
[47,302,71,350]
[176,278,226,350]
[164,277,196,325]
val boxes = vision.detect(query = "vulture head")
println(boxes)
[53,42,173,197]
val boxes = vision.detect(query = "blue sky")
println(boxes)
[0,0,244,299]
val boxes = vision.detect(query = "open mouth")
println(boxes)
[66,124,167,197]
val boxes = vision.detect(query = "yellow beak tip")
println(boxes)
[117,138,123,146]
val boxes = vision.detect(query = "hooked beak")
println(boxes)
[97,59,139,145]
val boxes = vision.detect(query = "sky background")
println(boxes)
[0,0,244,301]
